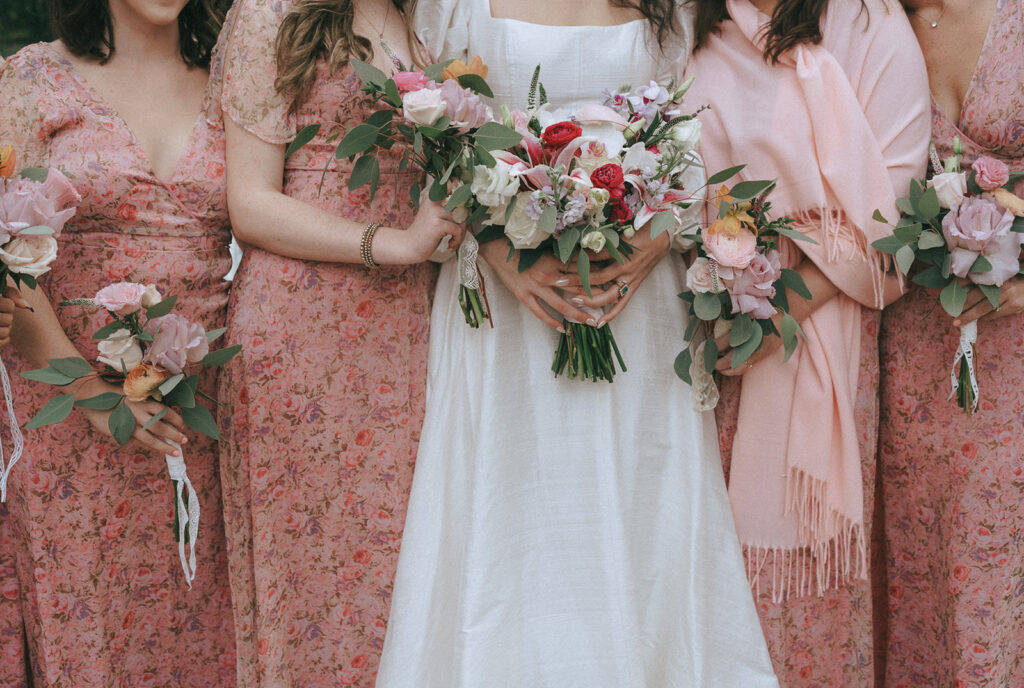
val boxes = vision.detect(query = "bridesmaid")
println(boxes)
[879,1,1024,686]
[0,0,237,685]
[210,0,461,684]
[686,0,930,685]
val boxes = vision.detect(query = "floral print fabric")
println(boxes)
[210,0,436,685]
[0,44,236,687]
[879,2,1024,686]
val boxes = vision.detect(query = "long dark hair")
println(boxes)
[612,0,681,46]
[690,0,868,63]
[48,0,230,68]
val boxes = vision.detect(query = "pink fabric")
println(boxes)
[0,45,236,687]
[210,0,437,685]
[686,0,929,597]
[880,1,1024,686]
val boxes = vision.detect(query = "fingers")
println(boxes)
[131,426,184,456]
[516,292,565,331]
[155,405,187,432]
[2,286,27,309]
[953,296,995,327]
[571,285,620,310]
[537,287,597,325]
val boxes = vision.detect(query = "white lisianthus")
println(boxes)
[401,88,446,126]
[470,159,520,210]
[0,235,58,277]
[140,284,162,308]
[588,187,610,211]
[667,118,701,154]
[621,143,658,175]
[504,192,546,249]
[685,257,724,294]
[580,230,606,253]
[928,171,967,209]
[96,328,144,371]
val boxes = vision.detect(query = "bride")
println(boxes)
[377,0,779,685]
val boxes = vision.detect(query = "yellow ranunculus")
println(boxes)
[708,185,756,237]
[443,55,488,82]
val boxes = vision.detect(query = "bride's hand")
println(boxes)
[477,240,596,332]
[566,229,671,327]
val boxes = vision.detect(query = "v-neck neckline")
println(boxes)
[44,42,209,188]
[930,0,1001,132]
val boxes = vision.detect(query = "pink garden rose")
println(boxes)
[94,282,148,316]
[942,196,1022,285]
[728,250,781,319]
[0,170,79,243]
[972,156,1010,192]
[439,79,492,134]
[392,71,432,94]
[143,314,209,375]
[704,226,758,269]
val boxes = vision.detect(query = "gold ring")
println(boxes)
[616,280,630,297]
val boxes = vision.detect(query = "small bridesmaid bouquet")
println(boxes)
[674,177,816,410]
[22,283,241,585]
[870,140,1024,413]
[0,145,80,501]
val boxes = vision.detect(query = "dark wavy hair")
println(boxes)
[690,0,869,63]
[613,0,681,46]
[47,0,230,68]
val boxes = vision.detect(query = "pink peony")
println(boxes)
[704,226,758,269]
[439,79,492,134]
[143,314,209,375]
[0,170,79,243]
[392,71,432,94]
[942,196,1022,285]
[94,282,148,316]
[972,156,1010,192]
[728,250,780,319]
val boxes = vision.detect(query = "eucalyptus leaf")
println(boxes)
[141,407,169,432]
[728,180,773,201]
[779,269,812,300]
[48,357,94,379]
[17,225,54,236]
[674,348,693,384]
[538,206,557,235]
[20,366,75,386]
[872,209,888,224]
[335,124,381,159]
[205,327,227,344]
[349,59,387,89]
[895,244,916,275]
[896,197,915,216]
[445,184,473,212]
[557,228,581,263]
[75,393,123,411]
[911,266,950,288]
[158,373,185,397]
[939,281,968,317]
[108,402,136,446]
[780,313,801,362]
[703,336,718,373]
[871,235,907,255]
[456,73,494,98]
[729,322,763,368]
[729,314,755,348]
[706,165,745,186]
[970,255,993,274]
[92,320,125,341]
[693,292,722,321]
[918,186,940,220]
[649,211,678,239]
[25,394,76,429]
[516,248,544,273]
[977,283,1001,309]
[145,295,178,320]
[164,380,196,409]
[285,124,320,159]
[473,122,523,152]
[348,156,379,193]
[893,223,923,243]
[775,226,819,245]
[182,404,220,440]
[18,168,49,182]
[917,230,946,250]
[202,345,242,367]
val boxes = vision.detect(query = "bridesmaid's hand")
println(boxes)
[477,240,595,331]
[953,277,1024,326]
[372,200,465,265]
[72,377,188,456]
[0,286,29,347]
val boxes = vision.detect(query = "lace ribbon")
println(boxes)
[0,354,25,502]
[949,321,979,412]
[457,233,480,290]
[165,441,200,587]
[690,340,720,412]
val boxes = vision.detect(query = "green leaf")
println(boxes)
[895,244,916,275]
[939,281,968,317]
[703,336,718,373]
[20,366,75,386]
[202,345,242,367]
[476,224,505,244]
[349,58,387,89]
[871,235,907,255]
[158,373,184,397]
[366,109,393,128]
[141,407,169,432]
[348,156,379,194]
[91,319,125,341]
[577,249,591,297]
[977,283,1001,309]
[941,252,952,278]
[729,322,763,368]
[516,248,544,273]
[145,295,178,320]
[445,184,473,212]
[706,165,745,186]
[729,314,755,348]
[18,168,49,182]
[48,357,94,379]
[557,228,581,263]
[918,186,941,220]
[649,211,678,239]
[780,313,801,362]
[538,206,557,235]
[384,79,402,107]
[693,291,722,320]
[779,269,812,300]
[456,73,494,98]
[896,196,915,217]
[872,209,888,224]
[917,230,945,250]
[728,180,773,201]
[892,223,923,243]
[970,255,992,274]
[163,379,196,409]
[1011,216,1024,233]
[439,152,461,184]
[335,124,381,159]
[75,393,123,410]
[674,348,693,384]
[25,394,76,429]
[285,124,320,158]
[108,402,136,446]
[428,178,447,202]
[774,226,819,245]
[473,122,523,152]
[205,327,227,344]
[911,266,950,288]
[474,146,496,168]
[182,403,220,440]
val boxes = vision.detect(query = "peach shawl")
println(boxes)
[686,0,930,598]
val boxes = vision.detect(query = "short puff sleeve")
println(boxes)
[411,0,471,63]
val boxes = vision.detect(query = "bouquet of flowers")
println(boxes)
[0,144,80,501]
[23,283,241,584]
[287,54,521,327]
[870,139,1024,413]
[674,179,816,411]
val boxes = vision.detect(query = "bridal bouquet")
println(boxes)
[674,178,816,410]
[0,145,80,501]
[870,140,1024,413]
[23,283,241,584]
[287,55,521,327]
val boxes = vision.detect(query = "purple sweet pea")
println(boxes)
[942,196,1022,285]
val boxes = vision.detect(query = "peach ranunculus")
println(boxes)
[442,56,488,82]
[94,282,148,316]
[0,146,15,178]
[123,364,170,402]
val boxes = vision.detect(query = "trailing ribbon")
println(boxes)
[950,320,979,412]
[0,355,24,503]
[457,233,480,290]
[165,441,199,587]
[690,339,720,412]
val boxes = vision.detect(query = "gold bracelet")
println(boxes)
[360,222,381,269]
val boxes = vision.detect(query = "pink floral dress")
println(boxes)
[879,2,1024,686]
[209,1,436,685]
[0,45,236,687]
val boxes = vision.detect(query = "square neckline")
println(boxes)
[482,0,645,29]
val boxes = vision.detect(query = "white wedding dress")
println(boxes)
[376,1,779,686]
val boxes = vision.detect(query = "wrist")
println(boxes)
[364,227,410,265]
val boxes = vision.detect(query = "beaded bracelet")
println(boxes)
[360,222,381,269]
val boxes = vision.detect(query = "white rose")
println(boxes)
[470,159,519,209]
[0,235,58,277]
[685,257,724,294]
[504,192,547,249]
[667,118,701,154]
[580,230,606,253]
[622,225,636,239]
[140,284,162,308]
[401,88,446,127]
[588,187,610,212]
[928,171,967,210]
[96,328,144,371]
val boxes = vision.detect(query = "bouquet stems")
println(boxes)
[956,354,976,414]
[172,480,190,544]
[552,320,626,383]
[459,285,487,328]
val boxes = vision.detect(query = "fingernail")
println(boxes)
[180,437,188,444]
[555,278,570,287]
[557,326,565,334]
[586,318,597,326]
[953,320,961,327]
[570,297,584,307]
[598,321,607,329]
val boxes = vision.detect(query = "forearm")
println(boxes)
[787,258,840,323]
[11,285,95,389]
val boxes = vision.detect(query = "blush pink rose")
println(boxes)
[439,79,492,134]
[704,226,758,269]
[728,249,780,319]
[942,196,1022,285]
[972,156,1010,192]
[392,71,432,94]
[143,313,209,375]
[94,282,148,315]
[0,170,79,243]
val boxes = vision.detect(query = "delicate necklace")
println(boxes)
[915,1,947,28]
[357,1,401,69]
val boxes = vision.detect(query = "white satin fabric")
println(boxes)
[376,2,779,685]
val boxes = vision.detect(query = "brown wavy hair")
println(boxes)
[690,0,869,63]
[47,0,229,68]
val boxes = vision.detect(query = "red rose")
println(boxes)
[609,199,633,223]
[591,163,624,191]
[541,121,582,149]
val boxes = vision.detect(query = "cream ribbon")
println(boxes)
[690,339,720,412]
[165,441,199,587]
[458,233,481,290]
[949,320,979,412]
[0,355,25,503]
